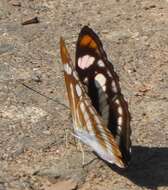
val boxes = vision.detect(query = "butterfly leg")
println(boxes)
[82,157,98,168]
[77,140,85,166]
[70,132,85,165]
[76,140,98,168]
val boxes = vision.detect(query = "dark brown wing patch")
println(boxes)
[75,26,131,165]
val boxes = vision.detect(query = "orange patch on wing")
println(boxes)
[80,35,98,49]
[90,40,97,49]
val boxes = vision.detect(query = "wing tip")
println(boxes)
[80,25,94,34]
[60,37,70,64]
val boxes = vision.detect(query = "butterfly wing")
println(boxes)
[60,37,126,168]
[75,26,131,165]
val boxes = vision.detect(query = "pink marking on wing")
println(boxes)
[87,56,95,68]
[78,55,95,69]
[82,55,89,69]
[78,57,82,68]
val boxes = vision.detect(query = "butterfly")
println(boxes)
[60,26,131,168]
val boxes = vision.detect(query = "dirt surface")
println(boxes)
[0,0,168,190]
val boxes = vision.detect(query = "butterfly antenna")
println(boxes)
[21,82,69,110]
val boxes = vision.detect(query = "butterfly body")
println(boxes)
[60,26,131,168]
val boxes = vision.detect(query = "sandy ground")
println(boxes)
[0,0,168,189]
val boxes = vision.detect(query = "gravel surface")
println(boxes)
[0,0,168,189]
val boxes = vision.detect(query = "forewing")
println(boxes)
[75,26,131,164]
[60,38,125,168]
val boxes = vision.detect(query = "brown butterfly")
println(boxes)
[60,26,131,168]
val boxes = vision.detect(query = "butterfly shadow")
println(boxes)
[109,146,168,189]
